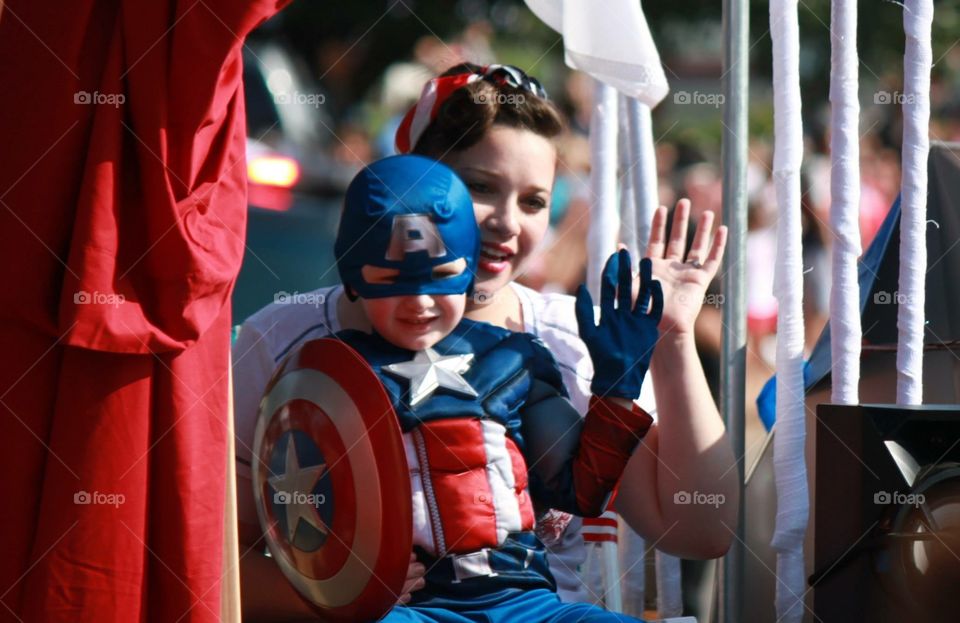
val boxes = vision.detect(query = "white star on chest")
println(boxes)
[268,439,328,542]
[383,347,479,407]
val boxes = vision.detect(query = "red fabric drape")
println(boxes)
[0,1,288,620]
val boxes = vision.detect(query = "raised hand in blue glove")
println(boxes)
[575,249,664,399]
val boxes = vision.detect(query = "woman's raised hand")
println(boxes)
[643,199,727,337]
[575,250,663,400]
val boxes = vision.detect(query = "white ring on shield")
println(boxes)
[252,369,382,607]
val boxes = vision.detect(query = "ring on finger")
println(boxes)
[686,258,703,269]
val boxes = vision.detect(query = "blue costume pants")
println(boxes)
[381,588,645,622]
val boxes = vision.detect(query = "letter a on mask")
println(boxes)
[385,214,446,261]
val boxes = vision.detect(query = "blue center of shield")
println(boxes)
[267,430,334,552]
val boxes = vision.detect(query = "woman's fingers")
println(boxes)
[646,205,668,259]
[397,553,426,604]
[701,225,728,277]
[687,210,715,264]
[406,553,425,580]
[664,199,691,260]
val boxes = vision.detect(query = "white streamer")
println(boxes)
[655,550,682,618]
[829,0,862,405]
[896,0,933,405]
[619,93,640,260]
[618,520,646,617]
[770,1,808,622]
[587,80,620,299]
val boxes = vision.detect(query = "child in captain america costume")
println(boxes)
[330,154,662,622]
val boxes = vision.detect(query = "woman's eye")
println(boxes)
[523,196,548,211]
[467,182,493,194]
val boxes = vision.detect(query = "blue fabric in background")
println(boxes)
[755,194,903,431]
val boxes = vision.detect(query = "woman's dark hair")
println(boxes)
[412,63,566,158]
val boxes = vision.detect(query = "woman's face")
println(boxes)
[441,125,557,301]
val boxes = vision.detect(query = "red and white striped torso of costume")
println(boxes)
[403,417,535,557]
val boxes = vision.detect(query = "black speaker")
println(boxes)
[812,404,960,622]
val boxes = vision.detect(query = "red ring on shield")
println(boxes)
[259,401,356,578]
[252,338,412,622]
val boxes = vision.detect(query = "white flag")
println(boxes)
[525,0,669,107]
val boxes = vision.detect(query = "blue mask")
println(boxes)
[335,155,479,299]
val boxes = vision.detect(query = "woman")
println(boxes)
[233,64,737,619]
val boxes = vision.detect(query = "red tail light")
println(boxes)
[247,155,301,188]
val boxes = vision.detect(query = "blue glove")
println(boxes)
[575,250,663,399]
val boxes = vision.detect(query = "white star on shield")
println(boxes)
[383,347,479,406]
[268,438,328,542]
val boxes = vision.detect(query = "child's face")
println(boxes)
[360,292,467,351]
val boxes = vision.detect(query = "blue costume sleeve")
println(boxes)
[520,336,655,517]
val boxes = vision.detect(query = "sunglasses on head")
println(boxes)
[479,64,549,100]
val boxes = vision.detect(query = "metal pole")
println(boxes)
[627,97,658,257]
[719,0,748,619]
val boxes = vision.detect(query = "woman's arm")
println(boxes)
[615,200,739,559]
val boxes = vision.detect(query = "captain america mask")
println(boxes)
[335,155,480,299]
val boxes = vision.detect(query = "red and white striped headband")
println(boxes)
[394,72,481,154]
[394,65,549,154]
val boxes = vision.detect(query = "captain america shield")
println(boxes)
[252,337,412,622]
